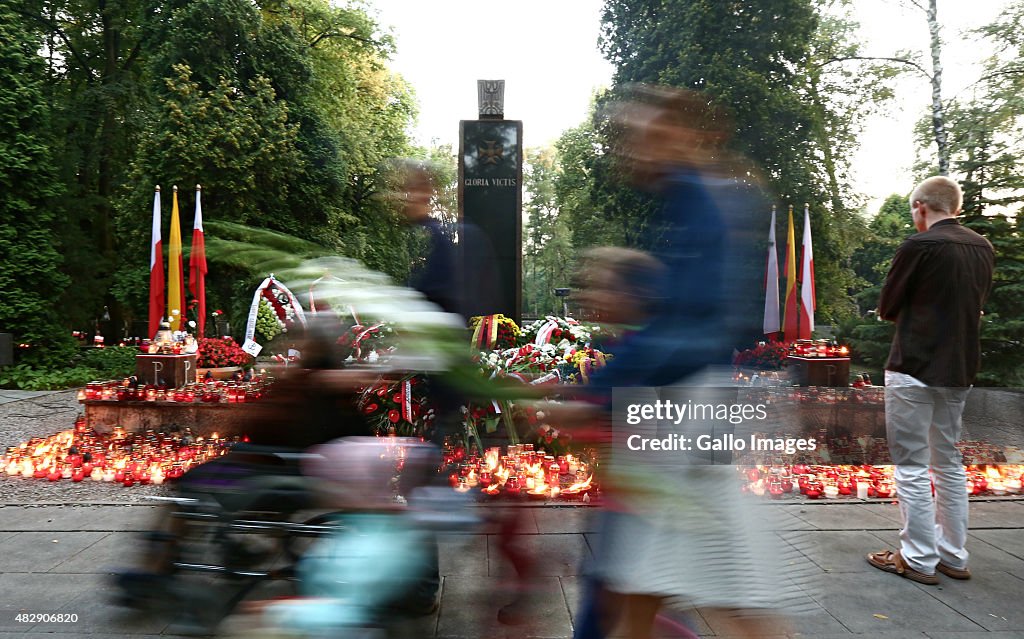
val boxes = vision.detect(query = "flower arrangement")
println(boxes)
[557,346,610,385]
[197,337,252,369]
[475,343,561,379]
[356,375,435,437]
[520,316,602,349]
[469,314,520,351]
[255,299,286,342]
[733,342,789,371]
[338,323,398,363]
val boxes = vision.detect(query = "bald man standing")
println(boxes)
[867,176,994,585]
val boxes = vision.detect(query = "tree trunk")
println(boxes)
[807,77,844,217]
[926,0,949,175]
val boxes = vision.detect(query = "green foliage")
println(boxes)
[562,0,897,326]
[0,346,139,390]
[968,214,1024,387]
[76,345,140,377]
[0,365,99,391]
[849,194,914,313]
[903,3,1024,385]
[524,148,575,316]
[0,0,74,366]
[21,0,421,342]
[845,318,895,372]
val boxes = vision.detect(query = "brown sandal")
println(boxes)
[866,550,939,585]
[937,561,971,580]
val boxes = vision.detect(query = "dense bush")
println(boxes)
[0,346,140,390]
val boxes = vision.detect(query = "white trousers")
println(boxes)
[885,371,971,574]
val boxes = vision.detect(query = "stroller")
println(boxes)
[112,437,476,636]
[254,436,478,638]
[112,442,341,633]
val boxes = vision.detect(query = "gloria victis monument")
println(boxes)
[458,80,523,323]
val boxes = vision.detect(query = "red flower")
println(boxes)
[197,337,252,368]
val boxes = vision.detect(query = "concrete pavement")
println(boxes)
[0,501,1022,638]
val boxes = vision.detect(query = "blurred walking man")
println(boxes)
[868,176,994,584]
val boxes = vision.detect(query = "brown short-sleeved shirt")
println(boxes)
[879,218,994,387]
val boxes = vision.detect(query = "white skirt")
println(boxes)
[596,369,805,610]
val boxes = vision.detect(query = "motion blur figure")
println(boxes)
[567,86,790,639]
[257,437,443,638]
[394,159,500,321]
[120,319,373,591]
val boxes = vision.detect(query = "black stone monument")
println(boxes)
[458,80,523,324]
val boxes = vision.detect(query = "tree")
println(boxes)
[14,0,154,332]
[102,0,422,334]
[923,3,1024,385]
[815,0,950,174]
[850,194,913,311]
[523,148,574,317]
[116,63,305,325]
[591,0,889,324]
[0,0,73,365]
[843,194,915,371]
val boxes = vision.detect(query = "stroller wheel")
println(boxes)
[110,570,176,610]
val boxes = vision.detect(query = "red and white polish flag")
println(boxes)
[148,186,165,338]
[799,204,815,337]
[189,185,207,337]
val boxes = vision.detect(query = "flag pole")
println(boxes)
[783,204,798,342]
[167,185,185,330]
[189,184,207,337]
[148,186,165,338]
[763,205,781,339]
[800,202,815,341]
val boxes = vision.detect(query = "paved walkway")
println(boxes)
[0,390,57,406]
[0,501,1022,638]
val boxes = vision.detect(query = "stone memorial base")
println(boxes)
[136,353,198,386]
[83,400,254,438]
[786,355,851,387]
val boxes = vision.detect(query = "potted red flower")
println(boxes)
[197,337,253,379]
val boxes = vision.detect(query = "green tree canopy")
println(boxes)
[560,0,897,326]
[0,0,73,365]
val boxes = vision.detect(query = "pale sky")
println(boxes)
[370,0,1012,216]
